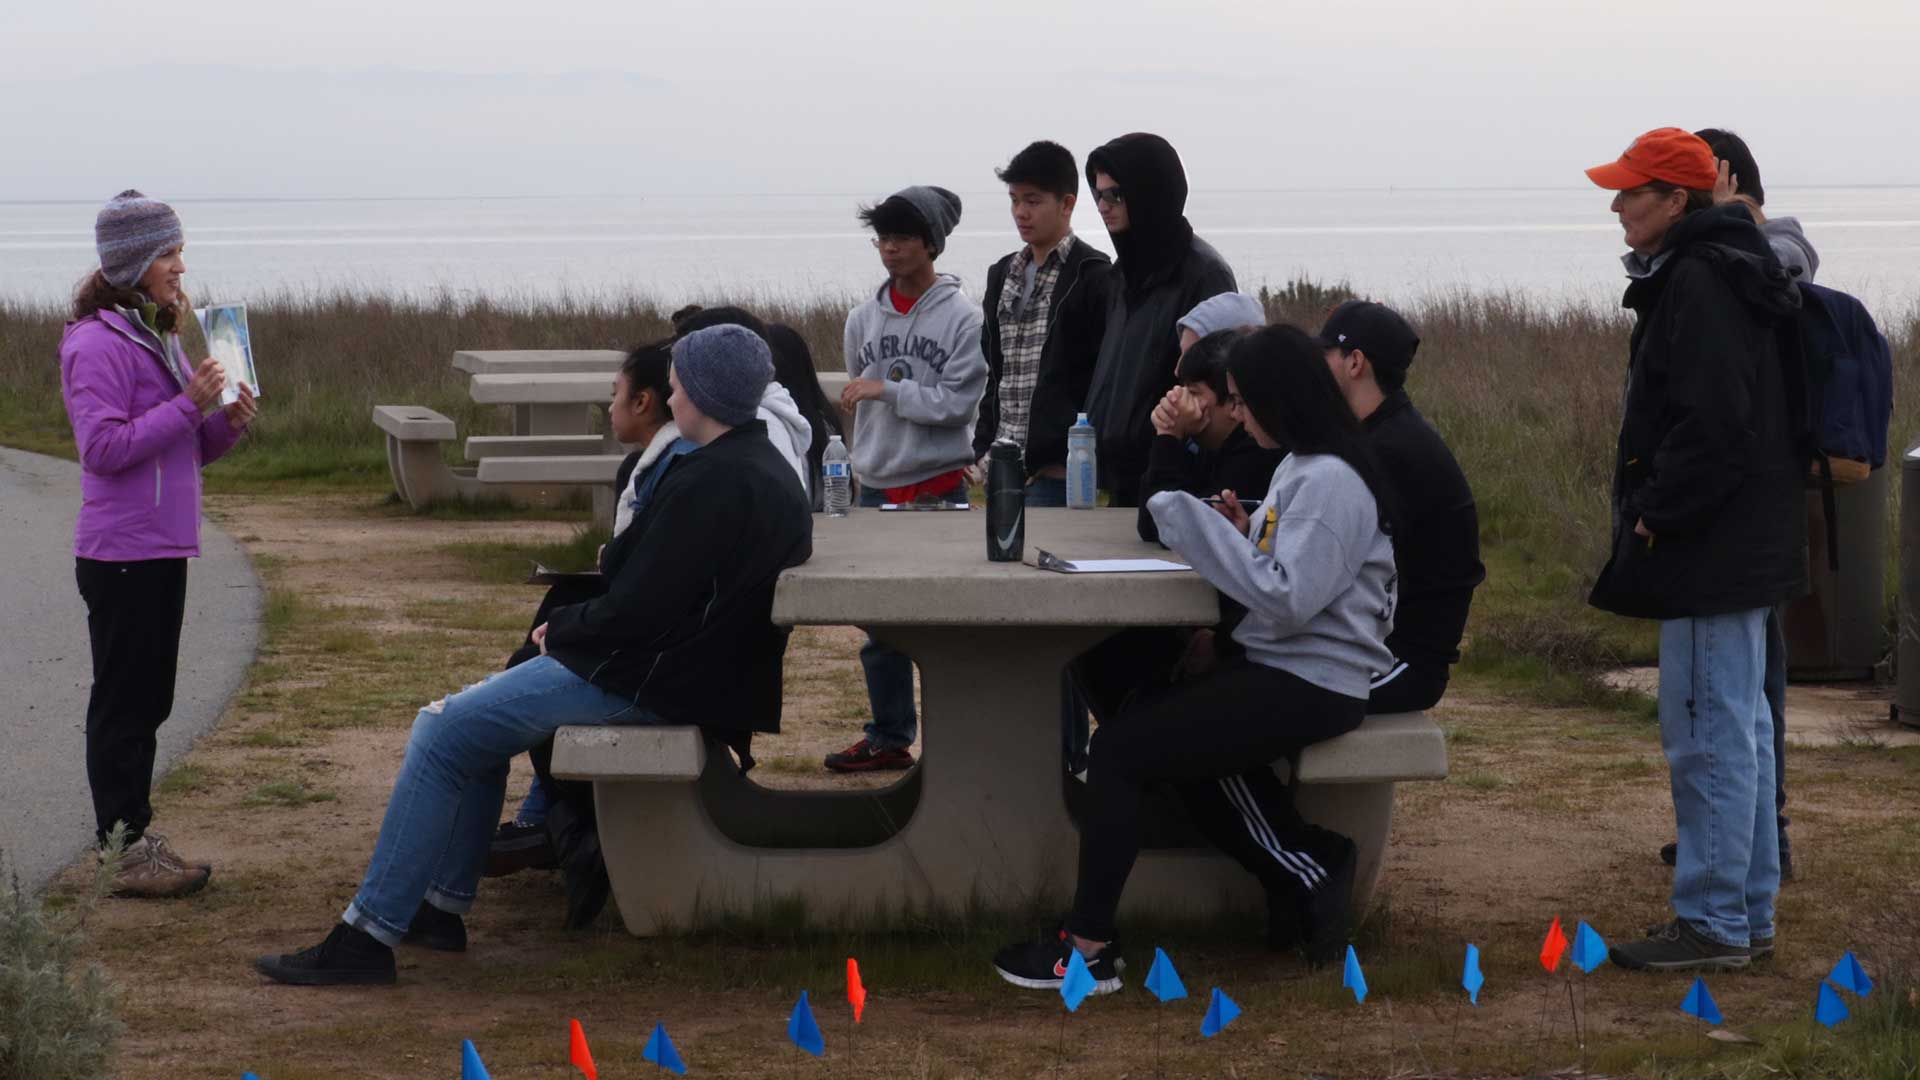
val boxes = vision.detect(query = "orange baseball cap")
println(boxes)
[1586,127,1717,191]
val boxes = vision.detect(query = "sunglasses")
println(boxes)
[1093,186,1125,207]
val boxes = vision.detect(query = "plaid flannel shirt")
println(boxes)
[992,233,1076,451]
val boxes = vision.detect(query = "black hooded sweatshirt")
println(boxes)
[1588,204,1807,620]
[1082,133,1237,505]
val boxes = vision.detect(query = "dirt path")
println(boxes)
[55,494,1920,1079]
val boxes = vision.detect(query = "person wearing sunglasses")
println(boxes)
[1079,133,1237,507]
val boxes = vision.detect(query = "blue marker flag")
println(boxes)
[1200,987,1241,1037]
[1828,951,1874,997]
[1679,977,1723,1025]
[1572,921,1609,974]
[1144,947,1188,1004]
[1462,943,1485,1005]
[1059,949,1096,1012]
[1342,945,1368,1004]
[643,1022,689,1074]
[461,1039,492,1080]
[1816,981,1852,1028]
[789,990,825,1057]
[243,1074,262,1079]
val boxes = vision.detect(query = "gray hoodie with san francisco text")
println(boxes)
[842,273,987,490]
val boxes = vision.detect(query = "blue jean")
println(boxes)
[1659,609,1778,947]
[1026,474,1068,508]
[342,656,660,945]
[1763,607,1789,853]
[856,485,918,749]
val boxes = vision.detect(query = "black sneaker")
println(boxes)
[1660,842,1677,867]
[993,928,1122,995]
[401,901,467,952]
[546,800,610,930]
[485,820,558,877]
[823,738,914,773]
[255,923,397,986]
[1299,839,1357,968]
[1610,918,1750,972]
[1750,933,1775,961]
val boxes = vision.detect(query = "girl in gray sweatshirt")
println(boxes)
[994,324,1397,996]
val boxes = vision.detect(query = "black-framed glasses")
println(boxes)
[1093,186,1125,207]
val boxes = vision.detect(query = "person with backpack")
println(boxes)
[1584,128,1806,972]
[973,140,1113,506]
[993,325,1396,993]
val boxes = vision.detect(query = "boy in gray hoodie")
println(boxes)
[826,185,988,773]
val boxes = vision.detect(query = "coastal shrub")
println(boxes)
[0,833,123,1080]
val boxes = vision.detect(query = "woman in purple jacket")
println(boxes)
[60,190,258,898]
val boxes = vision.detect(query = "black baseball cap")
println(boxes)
[1315,300,1420,376]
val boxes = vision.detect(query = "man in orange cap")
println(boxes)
[1582,128,1807,973]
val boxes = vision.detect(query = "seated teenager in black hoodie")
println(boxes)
[1082,132,1237,507]
[254,325,813,987]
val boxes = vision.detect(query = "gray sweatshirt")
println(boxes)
[1148,453,1396,699]
[842,274,988,490]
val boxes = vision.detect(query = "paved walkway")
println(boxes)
[0,448,261,893]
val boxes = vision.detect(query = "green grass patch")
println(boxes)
[155,764,213,797]
[440,527,609,585]
[1448,770,1511,793]
[242,781,337,808]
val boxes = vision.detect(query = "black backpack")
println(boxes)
[1780,281,1895,567]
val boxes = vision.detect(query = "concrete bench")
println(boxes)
[552,710,1446,936]
[373,405,484,509]
[477,454,625,526]
[464,435,611,460]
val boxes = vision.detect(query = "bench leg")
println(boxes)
[386,435,483,509]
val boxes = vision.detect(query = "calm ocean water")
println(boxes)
[3,187,1917,316]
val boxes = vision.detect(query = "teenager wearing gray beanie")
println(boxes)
[671,324,775,427]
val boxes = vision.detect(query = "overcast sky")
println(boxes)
[4,0,1916,201]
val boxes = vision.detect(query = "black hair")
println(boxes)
[1226,324,1398,531]
[995,140,1079,199]
[1175,327,1249,400]
[673,303,769,342]
[619,338,675,420]
[766,323,842,478]
[856,198,933,249]
[1694,128,1764,206]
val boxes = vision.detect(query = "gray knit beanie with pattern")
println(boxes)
[95,190,184,289]
[672,324,774,427]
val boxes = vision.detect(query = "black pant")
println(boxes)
[1365,658,1449,714]
[1066,657,1364,941]
[75,557,188,846]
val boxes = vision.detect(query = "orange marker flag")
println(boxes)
[847,957,868,1023]
[1540,917,1568,974]
[569,1018,598,1080]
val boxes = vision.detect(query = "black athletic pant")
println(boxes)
[75,557,188,846]
[1066,657,1364,942]
[1365,657,1448,714]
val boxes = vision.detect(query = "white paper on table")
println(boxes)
[1033,549,1191,574]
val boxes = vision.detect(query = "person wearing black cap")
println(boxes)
[1082,133,1237,506]
[1316,300,1485,713]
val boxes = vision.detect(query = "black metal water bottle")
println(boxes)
[986,439,1026,562]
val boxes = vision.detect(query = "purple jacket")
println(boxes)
[59,308,244,561]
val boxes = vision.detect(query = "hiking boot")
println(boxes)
[1750,933,1775,961]
[484,820,557,877]
[992,928,1123,995]
[546,799,610,930]
[1299,839,1357,968]
[106,834,210,899]
[144,831,212,873]
[1611,918,1750,972]
[823,738,914,773]
[254,923,396,986]
[401,901,467,952]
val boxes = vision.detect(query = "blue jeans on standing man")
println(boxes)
[858,485,918,750]
[342,656,663,945]
[1659,608,1779,948]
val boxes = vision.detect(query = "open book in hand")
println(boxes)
[192,303,260,406]
[1032,549,1191,574]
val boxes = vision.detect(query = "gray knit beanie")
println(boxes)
[891,186,963,257]
[672,324,774,427]
[1177,292,1266,338]
[95,190,184,289]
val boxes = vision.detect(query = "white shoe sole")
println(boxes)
[993,965,1123,995]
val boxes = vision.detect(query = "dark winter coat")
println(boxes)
[1135,428,1286,544]
[1365,391,1484,670]
[973,238,1115,475]
[1588,205,1808,620]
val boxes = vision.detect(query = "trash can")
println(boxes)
[1785,464,1889,681]
[1898,441,1920,728]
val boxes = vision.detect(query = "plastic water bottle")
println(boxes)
[823,435,852,517]
[1066,413,1097,509]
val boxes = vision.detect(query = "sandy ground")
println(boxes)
[46,493,1920,1080]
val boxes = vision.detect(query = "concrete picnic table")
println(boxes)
[454,351,624,436]
[563,507,1445,936]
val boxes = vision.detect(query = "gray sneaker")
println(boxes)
[107,835,211,899]
[1612,918,1749,972]
[144,831,213,873]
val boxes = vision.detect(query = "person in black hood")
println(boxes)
[1083,133,1237,505]
[1583,128,1805,975]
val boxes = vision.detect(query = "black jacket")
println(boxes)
[1135,428,1286,544]
[1366,392,1484,670]
[1082,134,1237,503]
[1588,205,1807,620]
[973,238,1114,474]
[545,422,813,733]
